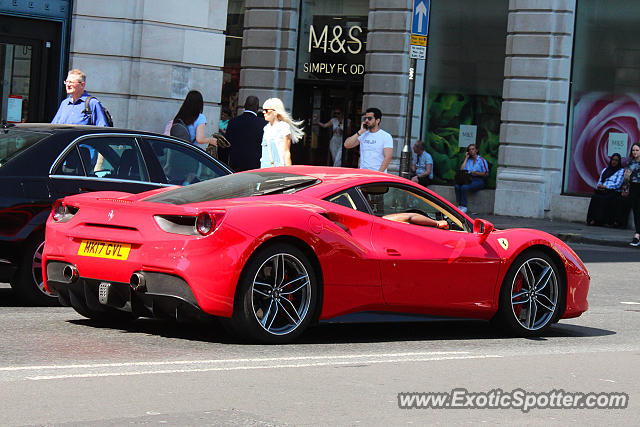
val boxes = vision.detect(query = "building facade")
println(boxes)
[1,0,635,223]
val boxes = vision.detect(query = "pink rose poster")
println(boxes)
[568,92,639,193]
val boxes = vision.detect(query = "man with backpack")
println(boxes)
[52,69,112,127]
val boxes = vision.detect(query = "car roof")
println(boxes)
[7,123,168,138]
[255,165,405,183]
[249,165,410,196]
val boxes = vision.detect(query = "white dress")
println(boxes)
[329,117,343,167]
[260,121,291,168]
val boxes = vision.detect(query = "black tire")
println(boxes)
[494,250,564,336]
[229,243,319,344]
[10,233,59,306]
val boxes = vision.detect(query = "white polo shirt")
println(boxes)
[357,128,394,172]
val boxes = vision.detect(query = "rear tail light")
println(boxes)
[52,200,79,223]
[195,213,213,236]
[154,211,225,236]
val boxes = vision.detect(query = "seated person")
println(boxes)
[411,140,433,186]
[383,212,449,229]
[455,143,488,213]
[586,153,626,227]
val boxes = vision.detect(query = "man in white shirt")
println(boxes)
[344,107,393,173]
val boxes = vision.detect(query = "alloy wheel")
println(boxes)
[510,257,558,330]
[251,252,311,336]
[31,241,56,297]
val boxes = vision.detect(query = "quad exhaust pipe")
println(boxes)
[62,265,79,284]
[130,272,146,292]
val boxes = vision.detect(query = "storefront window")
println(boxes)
[565,1,640,194]
[0,42,31,123]
[293,0,368,167]
[297,0,368,82]
[422,0,508,187]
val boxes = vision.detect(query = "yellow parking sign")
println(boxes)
[410,35,427,47]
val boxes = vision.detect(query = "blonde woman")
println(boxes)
[260,98,304,168]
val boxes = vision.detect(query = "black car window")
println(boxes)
[145,138,227,185]
[359,184,467,231]
[146,172,319,205]
[324,188,370,213]
[55,137,149,182]
[0,129,51,168]
[55,147,85,176]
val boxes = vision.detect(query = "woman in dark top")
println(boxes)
[173,90,217,148]
[586,153,624,227]
[623,143,640,246]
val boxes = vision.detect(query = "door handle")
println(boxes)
[386,248,402,256]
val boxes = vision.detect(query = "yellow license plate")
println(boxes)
[77,240,131,260]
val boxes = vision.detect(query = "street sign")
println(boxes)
[409,45,426,59]
[412,0,430,36]
[410,35,427,47]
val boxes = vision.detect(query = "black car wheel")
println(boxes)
[231,243,318,344]
[494,250,564,336]
[10,234,58,306]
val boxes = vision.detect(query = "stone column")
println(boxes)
[69,0,227,133]
[494,0,576,217]
[238,0,298,110]
[365,0,413,173]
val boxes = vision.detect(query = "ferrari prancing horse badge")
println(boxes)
[497,238,509,250]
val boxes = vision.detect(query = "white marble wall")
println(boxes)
[69,0,227,134]
[494,0,576,218]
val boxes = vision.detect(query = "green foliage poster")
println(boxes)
[425,93,501,188]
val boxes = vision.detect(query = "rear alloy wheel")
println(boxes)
[232,243,318,343]
[495,250,563,336]
[10,235,58,306]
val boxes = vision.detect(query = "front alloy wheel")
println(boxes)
[496,250,563,335]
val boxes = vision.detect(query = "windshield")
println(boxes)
[146,172,320,205]
[0,129,51,167]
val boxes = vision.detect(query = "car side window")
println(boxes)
[56,137,149,182]
[359,184,466,231]
[145,138,227,185]
[324,188,370,213]
[55,147,86,176]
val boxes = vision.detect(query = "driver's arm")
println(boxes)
[383,213,449,229]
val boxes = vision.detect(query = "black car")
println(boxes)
[0,123,232,305]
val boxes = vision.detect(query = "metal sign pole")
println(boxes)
[401,0,429,179]
[399,58,417,179]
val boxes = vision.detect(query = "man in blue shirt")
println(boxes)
[411,140,433,186]
[51,69,109,126]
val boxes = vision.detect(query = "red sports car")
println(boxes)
[43,166,589,343]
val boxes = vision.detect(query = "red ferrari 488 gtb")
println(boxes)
[43,166,589,343]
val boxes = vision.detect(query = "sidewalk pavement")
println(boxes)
[477,213,635,248]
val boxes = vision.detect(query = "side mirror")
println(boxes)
[473,218,494,243]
